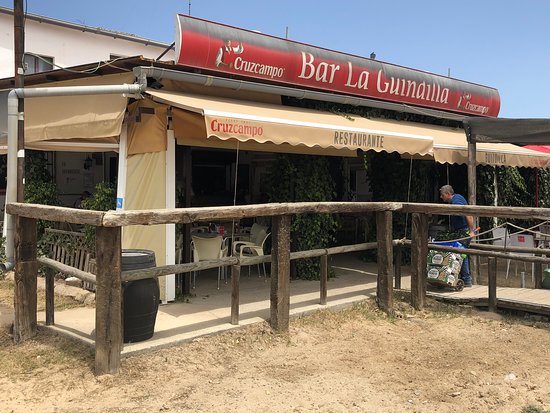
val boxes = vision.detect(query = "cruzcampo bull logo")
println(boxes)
[214,38,285,79]
[215,39,244,69]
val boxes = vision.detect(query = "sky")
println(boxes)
[1,0,549,118]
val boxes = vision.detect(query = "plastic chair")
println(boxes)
[234,229,270,277]
[191,225,209,235]
[493,228,534,279]
[232,223,268,256]
[190,235,226,289]
[492,228,512,277]
[220,237,229,284]
[509,232,534,280]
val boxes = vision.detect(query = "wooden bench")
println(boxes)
[43,228,96,291]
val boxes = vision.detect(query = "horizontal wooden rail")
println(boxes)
[401,202,550,221]
[147,241,394,277]
[121,257,239,282]
[471,242,550,256]
[34,240,385,285]
[44,228,85,237]
[401,240,550,264]
[7,203,104,226]
[10,201,550,228]
[101,202,402,227]
[327,242,380,254]
[241,241,386,266]
[290,248,327,260]
[40,235,547,289]
[38,256,97,284]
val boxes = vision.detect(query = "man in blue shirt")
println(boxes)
[439,185,475,287]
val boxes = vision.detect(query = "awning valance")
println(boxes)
[146,89,435,158]
[0,137,119,154]
[431,124,550,168]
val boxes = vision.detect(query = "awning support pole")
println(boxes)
[164,123,176,302]
[115,121,128,212]
[467,139,477,206]
[467,138,478,283]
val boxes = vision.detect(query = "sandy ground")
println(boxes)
[1,294,550,413]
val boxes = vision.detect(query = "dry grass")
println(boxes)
[0,326,93,379]
[0,277,13,306]
[0,276,86,312]
[0,289,469,381]
[0,276,93,379]
[1,284,550,412]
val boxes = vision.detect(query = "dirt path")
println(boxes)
[1,296,550,413]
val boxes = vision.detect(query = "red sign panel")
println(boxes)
[175,15,500,117]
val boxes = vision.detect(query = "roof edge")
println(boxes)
[0,6,172,49]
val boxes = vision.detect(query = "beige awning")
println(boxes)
[431,124,550,168]
[146,89,435,158]
[0,73,133,152]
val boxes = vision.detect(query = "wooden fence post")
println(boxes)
[45,266,55,326]
[231,264,240,325]
[320,254,328,305]
[471,256,480,286]
[13,216,37,343]
[411,213,428,310]
[376,211,393,312]
[394,244,402,290]
[270,214,291,331]
[94,226,122,375]
[488,257,497,312]
[534,262,543,289]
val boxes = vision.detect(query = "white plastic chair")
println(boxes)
[509,232,534,280]
[190,235,227,289]
[493,228,512,278]
[493,228,534,279]
[234,229,270,277]
[232,223,268,256]
[191,225,209,235]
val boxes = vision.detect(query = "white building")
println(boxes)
[0,6,174,207]
[0,6,174,78]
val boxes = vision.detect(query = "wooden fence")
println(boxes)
[7,201,550,375]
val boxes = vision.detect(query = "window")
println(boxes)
[23,53,54,74]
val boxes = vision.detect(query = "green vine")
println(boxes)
[24,151,59,239]
[477,165,534,236]
[265,154,338,280]
[362,151,436,262]
[538,169,550,208]
[81,182,117,249]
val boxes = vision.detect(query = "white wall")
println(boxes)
[55,152,114,207]
[0,12,174,78]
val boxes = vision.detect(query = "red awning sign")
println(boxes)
[175,15,500,117]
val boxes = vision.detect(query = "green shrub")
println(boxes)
[81,182,116,248]
[24,151,59,238]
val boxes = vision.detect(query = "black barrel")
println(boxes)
[122,249,160,343]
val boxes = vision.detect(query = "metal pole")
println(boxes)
[467,139,478,283]
[14,0,25,202]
